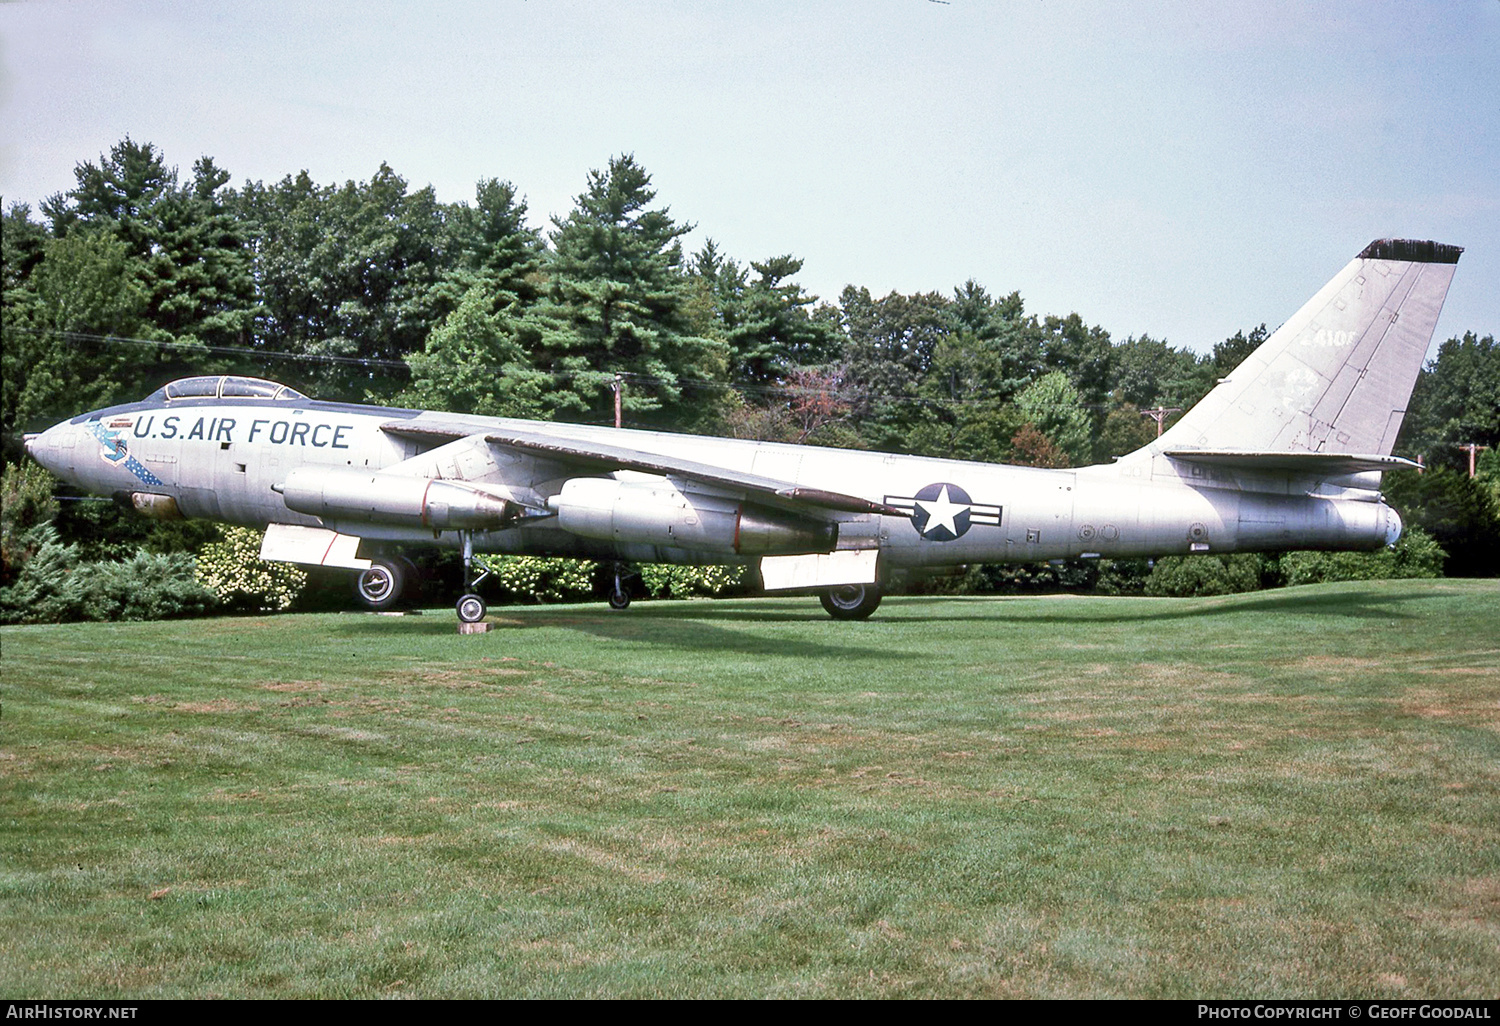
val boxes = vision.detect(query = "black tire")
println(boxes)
[394,555,422,604]
[607,587,632,610]
[354,557,406,610]
[819,583,882,621]
[456,593,487,623]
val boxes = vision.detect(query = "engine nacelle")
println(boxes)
[278,467,516,531]
[550,477,837,556]
[118,492,183,520]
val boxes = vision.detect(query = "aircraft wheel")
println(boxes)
[456,593,488,623]
[607,587,632,610]
[394,555,422,603]
[820,583,882,621]
[354,557,405,610]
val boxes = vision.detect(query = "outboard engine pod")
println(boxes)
[551,477,837,556]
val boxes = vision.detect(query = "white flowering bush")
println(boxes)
[478,555,597,603]
[195,526,308,612]
[637,563,745,599]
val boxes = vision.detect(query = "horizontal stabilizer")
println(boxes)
[1163,450,1421,475]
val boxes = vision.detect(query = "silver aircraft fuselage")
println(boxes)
[26,389,1398,569]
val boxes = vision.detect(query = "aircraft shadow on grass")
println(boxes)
[565,585,1437,627]
[330,605,908,661]
[328,584,1437,660]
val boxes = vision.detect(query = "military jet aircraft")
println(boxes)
[24,238,1462,623]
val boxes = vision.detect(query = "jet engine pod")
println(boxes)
[551,477,837,556]
[1382,502,1403,547]
[279,467,516,530]
[119,492,184,520]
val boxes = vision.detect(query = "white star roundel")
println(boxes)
[881,482,1003,542]
[913,482,970,540]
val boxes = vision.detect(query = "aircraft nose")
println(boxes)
[24,421,76,477]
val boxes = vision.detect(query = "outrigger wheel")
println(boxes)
[819,583,882,621]
[608,563,632,610]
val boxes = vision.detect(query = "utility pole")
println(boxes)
[1140,406,1182,438]
[1459,442,1490,479]
[612,373,624,429]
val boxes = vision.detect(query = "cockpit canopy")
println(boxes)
[150,376,307,402]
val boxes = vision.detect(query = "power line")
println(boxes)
[6,326,412,370]
[10,324,1120,412]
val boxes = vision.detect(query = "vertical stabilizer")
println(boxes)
[1155,239,1462,457]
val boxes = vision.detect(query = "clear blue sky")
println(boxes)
[3,0,1496,355]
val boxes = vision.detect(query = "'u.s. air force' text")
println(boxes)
[125,415,353,448]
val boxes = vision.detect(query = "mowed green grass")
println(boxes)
[3,580,1497,998]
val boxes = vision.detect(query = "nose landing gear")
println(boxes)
[456,530,489,623]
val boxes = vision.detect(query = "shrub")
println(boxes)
[1094,558,1153,595]
[0,524,215,624]
[949,560,1098,594]
[478,555,597,603]
[195,526,308,612]
[1,461,58,584]
[1144,553,1263,597]
[1281,527,1446,585]
[637,563,746,599]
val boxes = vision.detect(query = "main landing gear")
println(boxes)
[819,583,882,621]
[456,530,488,623]
[608,562,633,610]
[354,555,415,611]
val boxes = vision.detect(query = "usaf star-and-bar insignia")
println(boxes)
[882,482,1002,541]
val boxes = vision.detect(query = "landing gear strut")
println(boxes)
[820,583,882,620]
[608,562,632,610]
[456,530,488,623]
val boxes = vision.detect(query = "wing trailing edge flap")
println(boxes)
[1163,450,1420,475]
[381,420,902,519]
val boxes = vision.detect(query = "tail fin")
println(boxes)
[1155,239,1462,457]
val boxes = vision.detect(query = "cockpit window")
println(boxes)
[157,376,306,401]
[221,377,284,399]
[163,376,223,400]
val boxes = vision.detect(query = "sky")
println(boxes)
[2,0,1496,357]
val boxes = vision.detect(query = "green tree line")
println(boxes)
[3,137,1497,613]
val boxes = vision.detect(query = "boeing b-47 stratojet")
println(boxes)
[25,239,1463,623]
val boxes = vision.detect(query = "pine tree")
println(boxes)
[531,155,724,426]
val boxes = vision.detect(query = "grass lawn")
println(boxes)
[3,580,1497,998]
